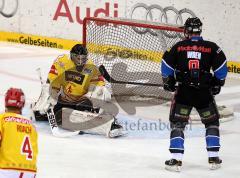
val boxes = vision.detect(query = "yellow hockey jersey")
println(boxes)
[48,54,105,102]
[0,112,38,172]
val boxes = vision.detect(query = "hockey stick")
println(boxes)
[99,65,163,87]
[32,68,45,106]
[46,106,80,137]
[36,68,80,137]
[36,68,44,85]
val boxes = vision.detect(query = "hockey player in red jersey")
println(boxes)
[0,88,38,177]
[161,17,227,171]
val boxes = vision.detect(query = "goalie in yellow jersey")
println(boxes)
[32,44,124,138]
[0,88,38,178]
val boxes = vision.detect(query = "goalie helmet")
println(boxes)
[184,17,202,37]
[5,88,25,109]
[70,44,88,67]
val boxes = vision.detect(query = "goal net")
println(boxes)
[82,17,234,122]
[83,17,183,102]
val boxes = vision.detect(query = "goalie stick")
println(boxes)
[32,68,46,108]
[36,68,80,137]
[99,65,163,87]
[46,106,80,137]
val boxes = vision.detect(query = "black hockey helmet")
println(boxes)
[184,17,202,36]
[70,44,88,56]
[70,44,88,66]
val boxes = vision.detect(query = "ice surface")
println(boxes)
[0,42,240,178]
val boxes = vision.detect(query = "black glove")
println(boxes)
[211,85,221,95]
[211,77,225,95]
[163,76,176,92]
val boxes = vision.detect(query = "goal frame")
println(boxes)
[82,17,184,47]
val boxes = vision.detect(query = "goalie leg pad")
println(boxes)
[53,97,101,126]
[59,108,114,136]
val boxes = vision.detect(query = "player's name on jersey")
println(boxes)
[17,125,32,134]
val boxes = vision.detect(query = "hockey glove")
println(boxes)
[162,76,176,92]
[211,77,225,95]
[211,85,221,95]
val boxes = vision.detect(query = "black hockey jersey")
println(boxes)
[161,36,227,81]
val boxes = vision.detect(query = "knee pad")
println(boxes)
[197,102,220,124]
[205,119,219,128]
[206,126,220,151]
[170,103,192,124]
[206,126,219,137]
[171,128,184,138]
[170,121,188,130]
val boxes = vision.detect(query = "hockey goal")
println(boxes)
[83,17,183,101]
[82,17,234,122]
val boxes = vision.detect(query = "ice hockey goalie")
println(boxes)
[31,44,124,138]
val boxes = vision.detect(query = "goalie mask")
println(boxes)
[70,44,88,68]
[5,88,25,109]
[184,17,202,38]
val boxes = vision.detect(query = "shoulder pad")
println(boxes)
[54,54,72,69]
[53,54,65,63]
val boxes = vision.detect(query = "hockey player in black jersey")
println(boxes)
[161,17,228,171]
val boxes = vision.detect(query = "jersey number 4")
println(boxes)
[21,136,33,160]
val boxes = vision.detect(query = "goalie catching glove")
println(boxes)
[85,84,111,107]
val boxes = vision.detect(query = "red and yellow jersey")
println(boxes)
[48,54,105,102]
[0,112,38,173]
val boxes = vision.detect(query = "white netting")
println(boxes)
[83,17,183,101]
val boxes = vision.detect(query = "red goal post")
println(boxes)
[82,17,184,45]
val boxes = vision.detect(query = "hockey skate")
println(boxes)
[108,120,125,138]
[208,157,222,170]
[165,159,182,172]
